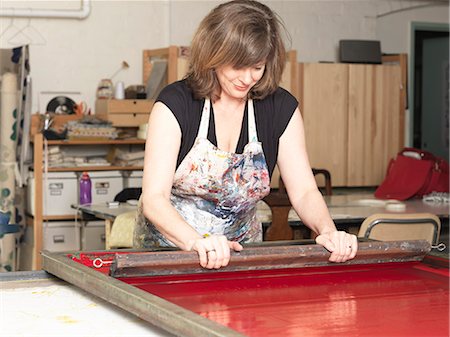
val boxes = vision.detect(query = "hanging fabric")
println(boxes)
[0,45,30,271]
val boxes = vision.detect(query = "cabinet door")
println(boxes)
[347,64,402,186]
[300,63,349,186]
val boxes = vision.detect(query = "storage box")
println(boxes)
[89,171,124,204]
[27,171,78,216]
[122,170,143,188]
[81,220,105,250]
[19,221,80,269]
[43,221,80,252]
[95,99,154,127]
[20,220,81,253]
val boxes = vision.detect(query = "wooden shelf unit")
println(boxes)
[40,139,146,146]
[143,45,189,86]
[45,165,144,173]
[28,133,145,269]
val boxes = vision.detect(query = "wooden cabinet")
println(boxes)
[26,132,145,269]
[300,63,349,186]
[299,62,404,186]
[95,99,154,127]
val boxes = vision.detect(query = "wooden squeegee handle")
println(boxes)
[109,240,431,278]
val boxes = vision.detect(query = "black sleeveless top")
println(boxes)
[156,80,298,178]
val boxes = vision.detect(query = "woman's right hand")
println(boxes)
[188,235,243,269]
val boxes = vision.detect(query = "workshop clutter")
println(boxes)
[66,116,118,140]
[27,170,127,216]
[114,149,145,167]
[45,145,110,168]
[43,144,146,168]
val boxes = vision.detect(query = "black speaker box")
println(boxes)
[339,40,382,64]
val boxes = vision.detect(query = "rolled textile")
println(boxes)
[0,72,19,271]
[1,72,19,162]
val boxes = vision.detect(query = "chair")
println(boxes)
[278,168,332,196]
[263,168,332,241]
[357,213,441,245]
[107,188,142,249]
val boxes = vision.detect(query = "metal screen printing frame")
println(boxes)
[41,240,431,337]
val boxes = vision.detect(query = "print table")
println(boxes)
[73,202,136,249]
[1,271,174,337]
[260,193,449,240]
[74,193,449,247]
[37,240,449,337]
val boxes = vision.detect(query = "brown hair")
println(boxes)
[185,0,288,101]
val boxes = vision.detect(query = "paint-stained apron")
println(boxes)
[134,98,270,248]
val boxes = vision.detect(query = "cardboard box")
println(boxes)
[89,171,123,204]
[19,221,80,269]
[27,172,78,216]
[122,170,143,188]
[81,220,105,251]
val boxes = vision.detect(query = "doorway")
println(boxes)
[411,22,449,161]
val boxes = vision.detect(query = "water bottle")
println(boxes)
[79,171,92,205]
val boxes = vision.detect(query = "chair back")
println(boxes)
[357,213,441,245]
[278,168,332,196]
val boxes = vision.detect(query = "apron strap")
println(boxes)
[198,98,258,142]
[198,98,211,139]
[247,99,258,143]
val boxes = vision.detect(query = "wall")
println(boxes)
[0,0,448,119]
[1,1,170,113]
[376,3,449,145]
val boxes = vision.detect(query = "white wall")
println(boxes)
[1,1,170,113]
[377,3,449,54]
[376,2,449,145]
[0,0,448,114]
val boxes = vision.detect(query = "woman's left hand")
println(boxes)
[315,231,358,262]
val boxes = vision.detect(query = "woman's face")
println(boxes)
[215,63,266,100]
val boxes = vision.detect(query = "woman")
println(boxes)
[135,0,358,269]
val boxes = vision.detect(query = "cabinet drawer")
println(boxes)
[106,113,150,127]
[95,99,154,126]
[96,99,153,114]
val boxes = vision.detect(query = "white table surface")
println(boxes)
[76,193,449,224]
[257,193,449,223]
[2,271,174,337]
